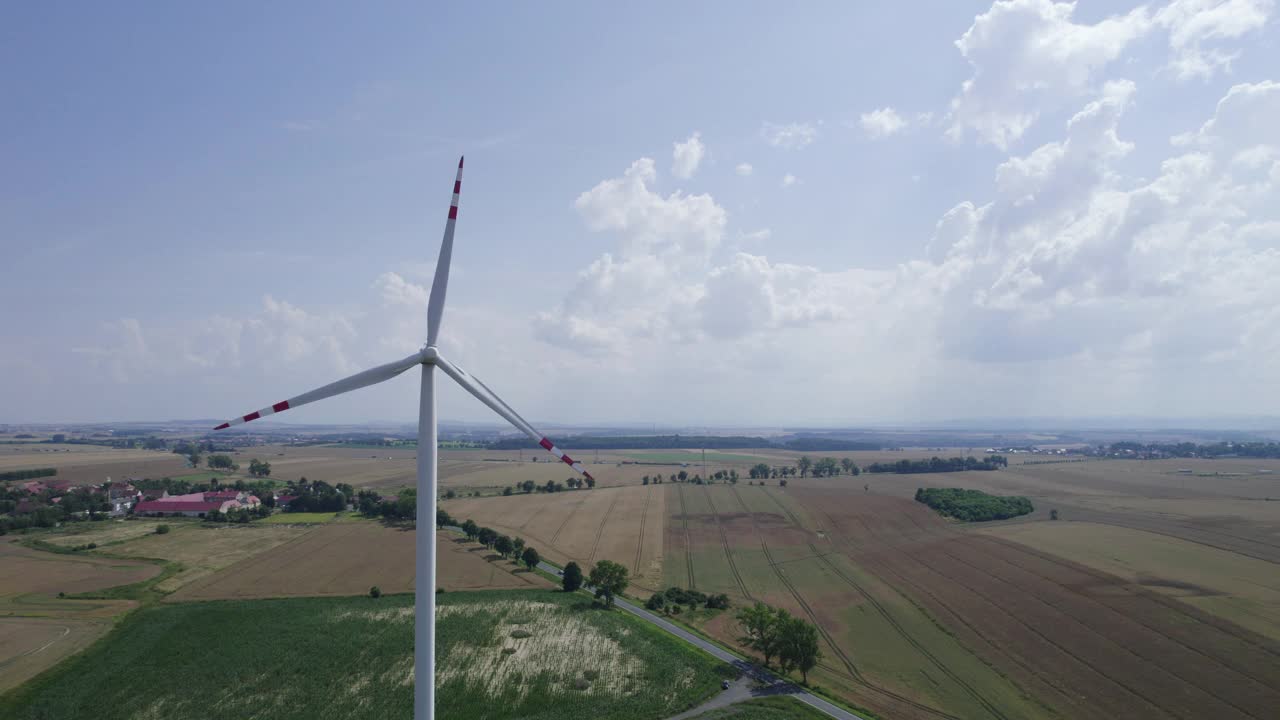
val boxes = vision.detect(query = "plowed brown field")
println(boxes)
[793,489,1280,720]
[169,523,546,601]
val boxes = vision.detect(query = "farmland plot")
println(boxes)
[170,524,544,601]
[444,484,666,592]
[793,488,1280,720]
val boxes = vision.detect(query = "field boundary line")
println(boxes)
[588,489,622,566]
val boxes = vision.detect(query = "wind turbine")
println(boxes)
[213,157,595,719]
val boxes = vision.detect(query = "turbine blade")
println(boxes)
[426,156,464,347]
[434,354,594,481]
[213,352,423,430]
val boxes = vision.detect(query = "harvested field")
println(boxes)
[113,523,310,593]
[0,539,160,692]
[792,488,1280,720]
[979,521,1280,641]
[443,484,666,592]
[0,445,190,488]
[0,539,159,597]
[170,524,546,601]
[0,617,106,694]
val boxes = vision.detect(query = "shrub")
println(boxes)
[155,524,171,535]
[1050,509,1059,520]
[87,542,97,550]
[369,586,381,599]
[510,629,533,639]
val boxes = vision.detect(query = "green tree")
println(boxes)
[562,561,583,592]
[512,537,526,557]
[778,616,822,684]
[494,535,514,558]
[436,508,454,528]
[478,527,497,547]
[584,477,595,489]
[521,546,540,571]
[796,456,812,477]
[462,519,479,540]
[1050,509,1060,520]
[207,454,236,471]
[750,463,770,479]
[369,586,381,599]
[736,602,785,666]
[503,486,513,496]
[248,459,272,477]
[588,560,630,608]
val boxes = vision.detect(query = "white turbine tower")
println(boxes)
[213,157,594,719]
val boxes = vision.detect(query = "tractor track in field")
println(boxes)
[757,532,963,720]
[676,484,695,589]
[588,490,622,566]
[548,491,590,546]
[977,535,1280,661]
[736,486,966,720]
[702,484,753,601]
[807,545,1012,720]
[633,485,651,576]
[904,500,1280,685]
[834,502,1175,718]
[931,538,1274,716]
[919,539,1261,719]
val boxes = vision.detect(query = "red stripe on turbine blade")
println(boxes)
[584,471,595,481]
[453,181,461,193]
[214,423,230,430]
[272,401,290,413]
[242,411,261,423]
[539,438,554,451]
[458,156,464,168]
[560,455,576,467]
[448,206,458,219]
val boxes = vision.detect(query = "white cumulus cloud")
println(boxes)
[860,107,908,138]
[672,131,705,179]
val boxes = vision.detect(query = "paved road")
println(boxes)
[535,560,866,720]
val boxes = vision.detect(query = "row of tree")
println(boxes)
[736,602,823,684]
[914,487,1033,522]
[457,518,542,571]
[501,477,598,496]
[866,455,1007,474]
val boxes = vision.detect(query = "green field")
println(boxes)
[1,590,732,720]
[258,511,339,524]
[688,696,834,719]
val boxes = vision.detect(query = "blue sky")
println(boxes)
[3,1,1278,426]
